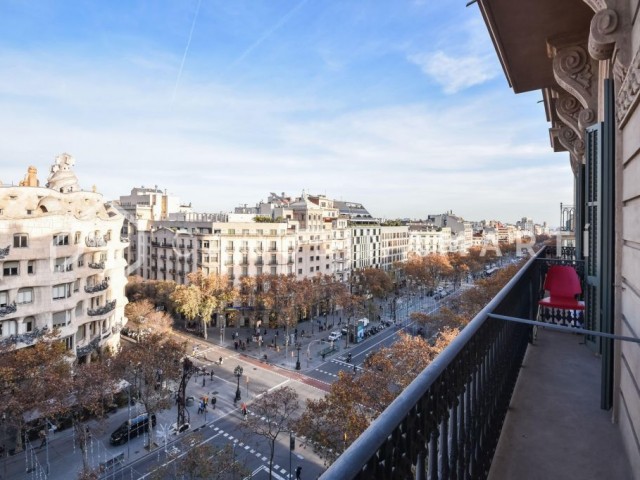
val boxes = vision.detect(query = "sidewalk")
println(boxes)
[193,297,437,372]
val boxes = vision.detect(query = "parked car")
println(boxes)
[327,331,342,342]
[110,413,156,445]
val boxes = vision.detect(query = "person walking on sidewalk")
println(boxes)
[241,402,247,420]
[211,396,216,409]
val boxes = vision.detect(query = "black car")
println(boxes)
[110,413,156,445]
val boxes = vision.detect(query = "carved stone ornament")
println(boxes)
[556,123,585,160]
[555,92,582,135]
[616,46,640,127]
[588,8,619,60]
[549,39,599,112]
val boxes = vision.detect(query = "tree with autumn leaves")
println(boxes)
[294,331,457,461]
[171,271,237,339]
[112,333,187,449]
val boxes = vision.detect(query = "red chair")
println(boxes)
[537,265,585,328]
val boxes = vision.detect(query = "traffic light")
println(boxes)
[290,432,295,451]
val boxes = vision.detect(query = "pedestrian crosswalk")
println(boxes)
[209,423,302,479]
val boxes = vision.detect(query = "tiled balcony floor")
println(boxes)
[489,328,635,480]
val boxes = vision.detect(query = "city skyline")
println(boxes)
[0,1,572,225]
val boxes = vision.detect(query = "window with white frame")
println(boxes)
[0,290,8,306]
[52,310,71,327]
[13,234,28,248]
[17,288,33,304]
[3,261,18,276]
[52,283,71,300]
[53,233,70,246]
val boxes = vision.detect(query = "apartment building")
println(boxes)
[379,226,410,271]
[0,155,128,361]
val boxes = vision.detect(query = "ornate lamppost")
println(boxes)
[295,343,301,370]
[234,365,243,403]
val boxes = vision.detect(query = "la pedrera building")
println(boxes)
[0,154,128,362]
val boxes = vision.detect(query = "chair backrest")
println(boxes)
[543,265,582,299]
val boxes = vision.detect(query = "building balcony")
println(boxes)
[88,261,105,270]
[321,247,633,479]
[87,300,116,317]
[0,325,49,348]
[0,302,17,317]
[84,279,109,293]
[76,336,101,357]
[0,245,10,260]
[85,235,107,248]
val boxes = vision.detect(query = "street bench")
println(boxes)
[99,452,125,472]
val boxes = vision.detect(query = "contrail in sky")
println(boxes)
[226,0,310,72]
[172,0,202,102]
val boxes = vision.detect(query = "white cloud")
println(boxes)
[0,44,568,225]
[409,50,498,94]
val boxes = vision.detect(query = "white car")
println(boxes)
[327,331,342,342]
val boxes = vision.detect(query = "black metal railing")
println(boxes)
[87,300,116,317]
[0,302,17,317]
[0,245,10,259]
[77,336,101,357]
[0,326,49,347]
[88,261,105,269]
[321,249,545,480]
[85,236,107,247]
[84,279,109,293]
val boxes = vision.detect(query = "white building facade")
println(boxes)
[0,156,128,361]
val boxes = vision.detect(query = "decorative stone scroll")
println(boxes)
[548,38,599,113]
[555,91,596,136]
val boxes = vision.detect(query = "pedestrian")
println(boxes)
[204,395,209,405]
[210,370,214,380]
[38,430,47,448]
[263,328,267,335]
[202,377,205,387]
[353,364,357,374]
[219,356,223,365]
[234,340,238,351]
[241,402,247,419]
[211,396,216,409]
[296,465,302,479]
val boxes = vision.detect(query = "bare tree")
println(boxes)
[241,386,300,480]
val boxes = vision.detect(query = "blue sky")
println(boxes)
[0,1,572,225]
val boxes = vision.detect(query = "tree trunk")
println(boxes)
[201,317,208,340]
[268,439,275,480]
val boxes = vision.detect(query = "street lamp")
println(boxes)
[234,365,243,403]
[295,343,301,371]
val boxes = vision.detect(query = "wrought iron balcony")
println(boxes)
[84,279,109,293]
[120,236,129,243]
[87,300,116,317]
[76,336,101,357]
[88,261,105,269]
[0,326,48,347]
[321,250,548,479]
[85,235,107,248]
[0,245,10,259]
[0,302,17,317]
